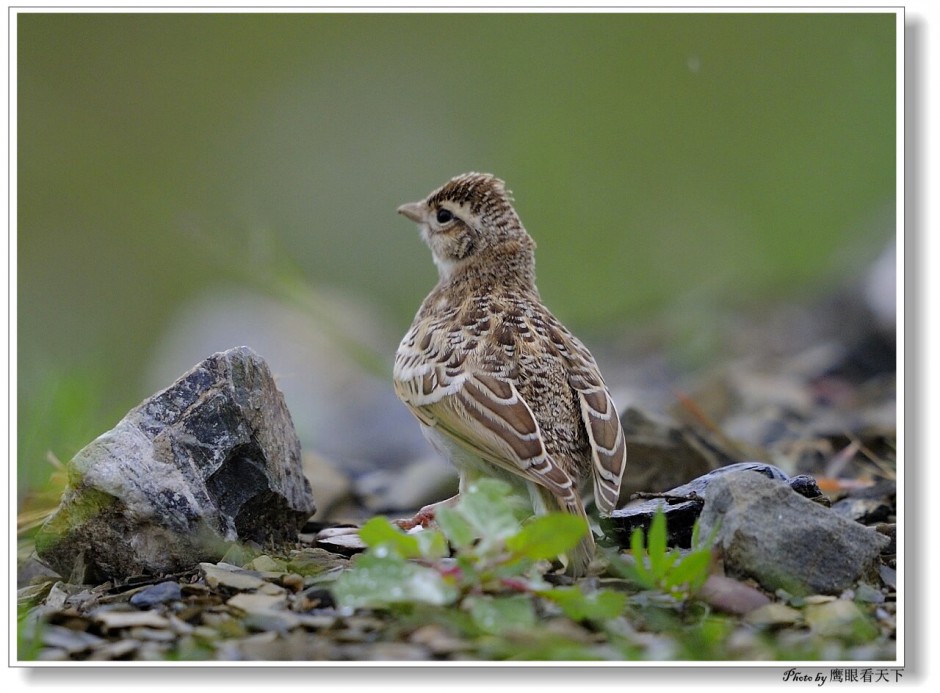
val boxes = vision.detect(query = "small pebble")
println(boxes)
[41,624,104,653]
[316,532,367,556]
[36,648,70,661]
[257,582,287,597]
[879,564,897,589]
[744,603,802,627]
[246,555,283,572]
[87,639,140,661]
[804,599,877,638]
[200,562,266,590]
[130,581,182,608]
[128,626,176,642]
[854,582,885,604]
[44,582,71,610]
[803,594,837,605]
[698,575,771,615]
[281,573,306,592]
[226,591,287,614]
[243,610,302,634]
[93,609,171,631]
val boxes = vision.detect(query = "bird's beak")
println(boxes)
[397,201,425,223]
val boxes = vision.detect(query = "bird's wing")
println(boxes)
[394,365,579,508]
[567,361,627,517]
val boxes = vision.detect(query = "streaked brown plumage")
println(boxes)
[393,172,627,576]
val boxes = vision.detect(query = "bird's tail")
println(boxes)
[533,485,596,578]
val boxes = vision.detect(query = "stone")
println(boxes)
[129,581,182,608]
[699,471,889,595]
[286,547,349,577]
[344,642,432,661]
[41,624,105,654]
[226,592,288,614]
[804,599,878,639]
[200,563,266,591]
[853,582,886,604]
[17,582,55,608]
[86,639,140,660]
[879,564,896,590]
[242,610,302,634]
[245,555,285,573]
[744,603,802,627]
[44,582,72,610]
[280,573,305,592]
[696,574,771,615]
[602,462,826,548]
[128,627,176,642]
[92,609,171,631]
[314,527,367,556]
[35,347,316,582]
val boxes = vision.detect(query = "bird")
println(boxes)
[393,172,627,576]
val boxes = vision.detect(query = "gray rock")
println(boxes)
[35,347,316,582]
[603,461,823,548]
[41,624,105,654]
[130,581,182,608]
[699,471,889,595]
[315,527,367,556]
[92,609,172,631]
[199,562,266,591]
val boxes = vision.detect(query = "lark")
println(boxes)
[393,172,627,576]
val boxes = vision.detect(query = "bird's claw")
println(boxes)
[395,508,437,531]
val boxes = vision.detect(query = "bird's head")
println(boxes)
[398,172,535,281]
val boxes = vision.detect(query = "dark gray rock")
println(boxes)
[130,581,182,608]
[602,462,825,548]
[35,347,316,582]
[698,471,889,595]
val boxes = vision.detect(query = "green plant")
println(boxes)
[332,479,628,634]
[608,507,713,602]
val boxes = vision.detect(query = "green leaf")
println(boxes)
[629,524,645,557]
[663,548,712,593]
[542,586,627,622]
[358,516,421,558]
[456,479,522,547]
[436,506,476,550]
[414,528,449,559]
[331,553,458,609]
[466,594,536,634]
[506,513,588,560]
[358,516,448,559]
[647,509,668,579]
[629,527,655,588]
[660,549,680,576]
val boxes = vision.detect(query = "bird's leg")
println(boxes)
[395,494,461,530]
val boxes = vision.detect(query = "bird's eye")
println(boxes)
[436,208,454,224]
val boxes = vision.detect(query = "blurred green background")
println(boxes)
[17,12,896,494]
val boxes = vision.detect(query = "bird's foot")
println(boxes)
[395,495,460,531]
[395,507,437,531]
